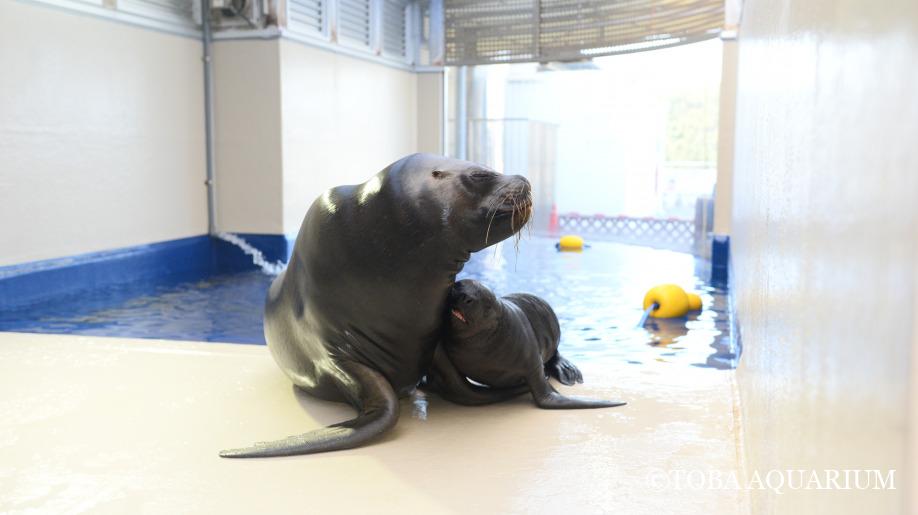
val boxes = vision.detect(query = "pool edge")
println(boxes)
[0,233,290,311]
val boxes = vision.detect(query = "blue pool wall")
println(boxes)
[711,235,730,288]
[0,234,292,311]
[1,233,733,312]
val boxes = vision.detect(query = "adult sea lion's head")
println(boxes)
[446,279,500,337]
[385,153,532,252]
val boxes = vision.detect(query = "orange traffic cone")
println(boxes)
[549,204,558,234]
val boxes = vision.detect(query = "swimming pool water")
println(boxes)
[0,237,737,369]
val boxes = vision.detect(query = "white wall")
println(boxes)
[0,3,438,262]
[732,0,918,513]
[0,0,206,266]
[278,40,419,234]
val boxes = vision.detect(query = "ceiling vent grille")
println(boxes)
[119,0,195,24]
[445,0,724,65]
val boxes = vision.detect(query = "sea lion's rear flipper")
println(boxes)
[219,361,398,458]
[528,370,626,410]
[545,352,584,386]
[423,346,529,406]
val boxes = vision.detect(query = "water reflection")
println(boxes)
[460,237,738,370]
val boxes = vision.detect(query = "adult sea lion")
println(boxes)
[433,279,626,409]
[220,153,532,458]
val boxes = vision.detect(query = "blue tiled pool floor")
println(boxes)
[0,237,736,369]
[0,271,271,344]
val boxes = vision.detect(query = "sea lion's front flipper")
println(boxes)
[528,370,626,410]
[423,346,529,406]
[219,361,398,458]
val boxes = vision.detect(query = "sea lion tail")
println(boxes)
[219,362,399,458]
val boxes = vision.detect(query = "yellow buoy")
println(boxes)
[643,284,690,318]
[558,235,584,251]
[686,292,703,311]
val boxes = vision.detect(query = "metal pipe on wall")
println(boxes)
[201,0,218,235]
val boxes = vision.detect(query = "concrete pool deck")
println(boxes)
[1,332,747,514]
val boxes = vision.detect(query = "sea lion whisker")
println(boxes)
[484,189,507,225]
[485,184,512,216]
[484,191,513,245]
[511,196,525,263]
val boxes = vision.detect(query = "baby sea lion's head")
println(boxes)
[446,279,500,336]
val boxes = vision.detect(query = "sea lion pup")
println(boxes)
[436,279,626,409]
[220,154,533,458]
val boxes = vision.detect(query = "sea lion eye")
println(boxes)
[431,170,445,178]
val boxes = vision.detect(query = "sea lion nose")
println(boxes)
[450,288,474,305]
[511,175,531,194]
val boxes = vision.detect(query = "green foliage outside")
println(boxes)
[664,90,719,164]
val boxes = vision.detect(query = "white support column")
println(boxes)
[405,0,421,65]
[417,70,444,154]
[371,0,384,55]
[427,0,444,66]
[212,39,285,234]
[327,0,338,42]
[455,65,468,160]
[713,36,738,237]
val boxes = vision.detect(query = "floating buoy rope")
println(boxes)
[639,284,703,327]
